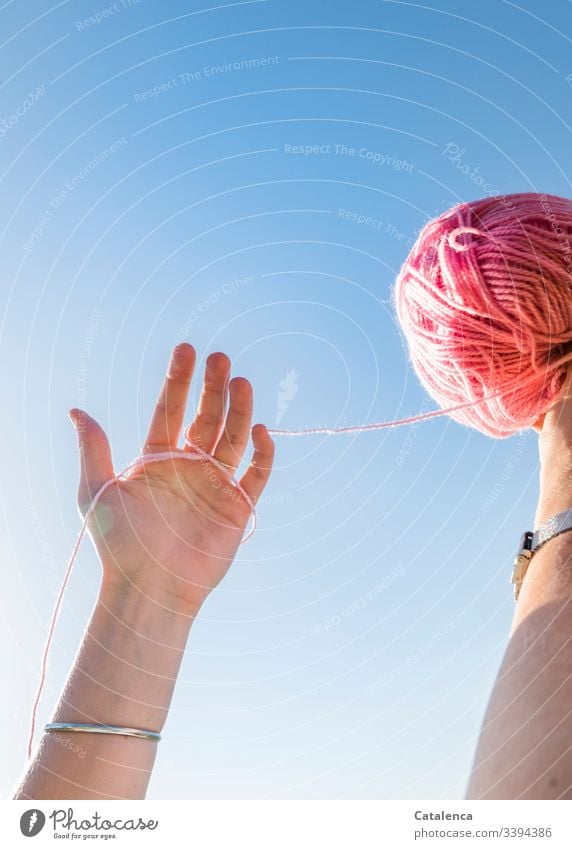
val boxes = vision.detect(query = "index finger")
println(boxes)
[143,343,196,452]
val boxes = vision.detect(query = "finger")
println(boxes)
[143,343,196,453]
[213,377,253,470]
[69,409,115,512]
[239,424,275,503]
[185,352,231,453]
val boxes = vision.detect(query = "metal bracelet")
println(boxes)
[45,722,161,741]
[532,509,572,552]
[512,513,572,603]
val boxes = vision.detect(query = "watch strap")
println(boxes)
[532,508,572,552]
[512,510,572,602]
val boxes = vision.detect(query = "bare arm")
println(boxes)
[14,585,194,800]
[466,367,572,799]
[14,343,274,800]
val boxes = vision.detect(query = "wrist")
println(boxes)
[97,575,200,642]
[99,570,204,626]
[64,578,199,734]
[535,483,572,527]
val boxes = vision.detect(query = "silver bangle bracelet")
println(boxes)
[45,722,161,742]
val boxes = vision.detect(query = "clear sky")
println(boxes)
[1,0,571,800]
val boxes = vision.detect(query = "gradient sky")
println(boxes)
[1,0,571,800]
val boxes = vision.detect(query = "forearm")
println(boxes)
[467,485,572,800]
[14,580,195,800]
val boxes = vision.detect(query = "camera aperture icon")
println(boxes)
[20,809,46,837]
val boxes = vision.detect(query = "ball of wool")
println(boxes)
[392,192,572,438]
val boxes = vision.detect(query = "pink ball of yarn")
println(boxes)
[393,192,572,438]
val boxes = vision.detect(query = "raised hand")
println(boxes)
[69,343,274,617]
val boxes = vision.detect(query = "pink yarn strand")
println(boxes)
[29,389,495,758]
[267,391,504,436]
[27,435,255,761]
[24,383,525,759]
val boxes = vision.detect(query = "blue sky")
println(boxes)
[1,0,571,799]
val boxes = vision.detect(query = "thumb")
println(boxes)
[69,408,115,511]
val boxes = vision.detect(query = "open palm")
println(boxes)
[69,344,274,616]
